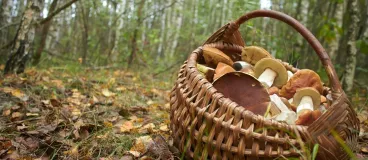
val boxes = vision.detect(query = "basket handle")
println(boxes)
[223,10,342,93]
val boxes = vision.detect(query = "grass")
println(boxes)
[0,62,174,159]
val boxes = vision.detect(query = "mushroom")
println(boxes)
[196,64,215,82]
[293,87,322,125]
[279,69,323,99]
[254,58,288,88]
[213,62,235,80]
[287,71,293,81]
[233,61,254,76]
[241,46,272,65]
[269,94,297,124]
[213,72,270,116]
[203,46,233,68]
[268,86,279,95]
[267,102,281,117]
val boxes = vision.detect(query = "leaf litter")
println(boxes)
[0,68,177,159]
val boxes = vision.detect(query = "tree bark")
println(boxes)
[0,0,12,47]
[128,0,145,68]
[327,1,343,62]
[33,0,59,65]
[4,0,41,75]
[79,1,89,65]
[343,0,360,92]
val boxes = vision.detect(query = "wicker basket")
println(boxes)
[169,10,359,160]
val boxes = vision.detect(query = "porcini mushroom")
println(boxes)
[279,69,323,99]
[287,71,293,81]
[196,64,215,82]
[213,72,270,116]
[254,58,288,88]
[203,47,233,68]
[293,87,321,125]
[241,46,272,65]
[233,61,254,76]
[213,62,236,80]
[269,94,297,124]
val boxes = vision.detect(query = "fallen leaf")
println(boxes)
[50,99,61,107]
[11,112,24,119]
[130,136,153,153]
[120,121,134,133]
[2,109,11,116]
[159,124,169,132]
[361,147,368,153]
[102,88,115,97]
[139,123,156,134]
[116,86,127,91]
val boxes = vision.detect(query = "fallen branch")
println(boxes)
[39,0,79,25]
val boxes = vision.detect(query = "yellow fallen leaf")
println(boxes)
[64,146,79,157]
[26,113,39,117]
[72,108,81,116]
[103,121,113,128]
[120,121,134,133]
[51,80,64,89]
[130,136,153,153]
[102,88,115,97]
[159,124,169,132]
[115,86,127,91]
[138,123,156,134]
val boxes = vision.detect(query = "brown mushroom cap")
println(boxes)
[268,86,279,95]
[279,69,323,99]
[254,58,288,88]
[295,109,313,125]
[213,62,236,80]
[213,72,270,116]
[293,87,321,110]
[203,47,233,68]
[241,46,272,65]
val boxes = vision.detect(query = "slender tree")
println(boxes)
[4,0,41,74]
[33,0,59,65]
[343,0,360,92]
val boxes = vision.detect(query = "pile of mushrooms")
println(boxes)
[197,45,331,126]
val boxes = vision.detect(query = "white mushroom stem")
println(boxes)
[258,68,277,87]
[270,94,296,125]
[296,96,314,113]
[287,71,293,81]
[270,94,289,112]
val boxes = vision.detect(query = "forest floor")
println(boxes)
[0,65,367,159]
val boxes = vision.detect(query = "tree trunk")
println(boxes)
[327,1,343,62]
[343,0,360,92]
[128,0,145,68]
[0,0,12,47]
[169,0,183,58]
[4,0,41,75]
[79,1,89,65]
[33,0,58,65]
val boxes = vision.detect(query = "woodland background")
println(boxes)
[0,0,368,159]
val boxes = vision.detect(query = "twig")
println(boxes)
[38,0,79,25]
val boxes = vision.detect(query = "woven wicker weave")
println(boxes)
[169,10,359,160]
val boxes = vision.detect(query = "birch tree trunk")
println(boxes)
[169,0,183,58]
[343,0,360,92]
[327,1,343,62]
[4,0,41,74]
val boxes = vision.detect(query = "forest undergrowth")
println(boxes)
[0,63,367,159]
